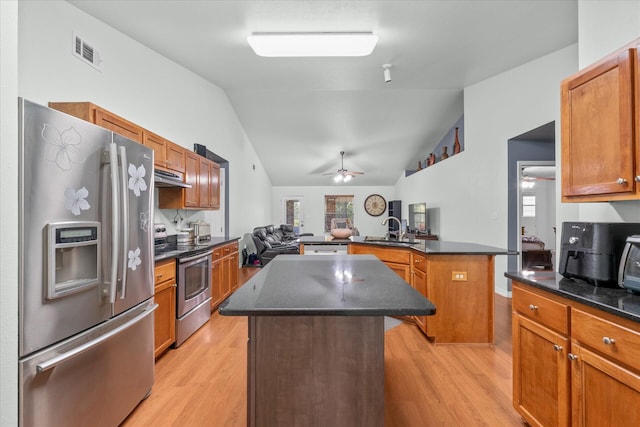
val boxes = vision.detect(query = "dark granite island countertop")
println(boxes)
[219,254,435,427]
[298,235,514,255]
[219,254,436,316]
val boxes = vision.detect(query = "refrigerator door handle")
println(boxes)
[35,303,158,374]
[118,145,129,300]
[108,142,120,304]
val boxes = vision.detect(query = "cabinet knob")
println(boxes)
[529,304,538,311]
[568,353,578,361]
[602,336,616,345]
[635,176,640,182]
[617,178,628,185]
[156,273,163,278]
[553,344,563,352]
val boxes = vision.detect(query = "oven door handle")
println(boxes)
[180,250,213,263]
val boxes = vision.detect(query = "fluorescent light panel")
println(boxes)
[247,32,378,57]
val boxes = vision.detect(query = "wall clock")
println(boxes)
[364,194,386,217]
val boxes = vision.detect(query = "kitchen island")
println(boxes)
[300,235,513,344]
[219,254,435,427]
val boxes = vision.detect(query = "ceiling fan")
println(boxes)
[322,151,364,183]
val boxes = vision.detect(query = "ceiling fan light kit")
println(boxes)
[247,32,378,57]
[324,151,364,183]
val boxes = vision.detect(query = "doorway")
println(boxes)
[518,161,556,271]
[507,121,556,288]
[281,196,304,234]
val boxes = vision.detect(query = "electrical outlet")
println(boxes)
[452,271,467,281]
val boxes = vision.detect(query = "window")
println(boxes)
[522,196,536,217]
[324,195,354,232]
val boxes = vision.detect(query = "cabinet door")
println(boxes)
[210,259,223,310]
[166,141,185,173]
[513,314,570,427]
[184,152,199,207]
[221,256,232,298]
[154,281,176,358]
[142,130,167,169]
[210,161,220,210]
[94,108,143,143]
[412,267,428,333]
[570,342,640,427]
[199,158,212,208]
[561,49,635,201]
[386,261,410,282]
[229,252,239,291]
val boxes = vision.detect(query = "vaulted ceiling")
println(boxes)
[67,0,578,186]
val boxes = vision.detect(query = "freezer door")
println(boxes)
[112,134,154,315]
[19,300,156,427]
[19,99,112,357]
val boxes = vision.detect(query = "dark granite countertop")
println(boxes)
[154,236,240,262]
[219,254,436,316]
[299,235,513,255]
[505,271,640,324]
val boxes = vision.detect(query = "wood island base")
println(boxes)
[248,315,384,427]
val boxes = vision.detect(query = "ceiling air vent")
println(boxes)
[72,33,102,71]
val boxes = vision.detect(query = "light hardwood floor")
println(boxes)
[122,268,523,426]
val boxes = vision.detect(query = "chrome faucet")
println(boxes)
[381,216,404,240]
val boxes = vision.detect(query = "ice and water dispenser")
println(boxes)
[46,221,101,299]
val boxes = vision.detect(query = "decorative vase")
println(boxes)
[441,146,449,160]
[428,153,435,166]
[417,160,423,171]
[453,127,461,154]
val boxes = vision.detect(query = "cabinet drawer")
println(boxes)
[154,259,176,284]
[350,244,411,264]
[212,246,223,261]
[513,285,569,335]
[572,308,640,371]
[222,241,239,255]
[412,253,427,273]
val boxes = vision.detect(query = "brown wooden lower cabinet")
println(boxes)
[512,281,640,426]
[348,243,495,344]
[210,241,239,311]
[154,259,176,358]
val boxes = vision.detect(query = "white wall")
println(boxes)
[396,45,578,296]
[271,186,396,237]
[575,0,640,222]
[18,0,272,238]
[0,2,19,425]
[579,0,640,68]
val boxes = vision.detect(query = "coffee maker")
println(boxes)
[559,222,640,287]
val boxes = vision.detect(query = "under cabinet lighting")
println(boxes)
[247,32,378,57]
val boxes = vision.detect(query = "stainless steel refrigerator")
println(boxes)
[18,98,157,427]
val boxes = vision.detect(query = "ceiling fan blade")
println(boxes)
[346,171,364,175]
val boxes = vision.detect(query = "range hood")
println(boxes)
[154,170,192,188]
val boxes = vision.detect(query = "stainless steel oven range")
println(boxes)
[175,247,212,347]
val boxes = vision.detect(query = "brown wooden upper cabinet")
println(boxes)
[49,101,221,210]
[49,102,144,143]
[561,41,639,202]
[142,130,186,173]
[158,151,220,210]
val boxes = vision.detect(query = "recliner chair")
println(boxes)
[251,226,300,266]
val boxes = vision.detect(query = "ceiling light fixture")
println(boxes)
[247,32,378,57]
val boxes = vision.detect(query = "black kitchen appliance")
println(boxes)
[559,222,640,287]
